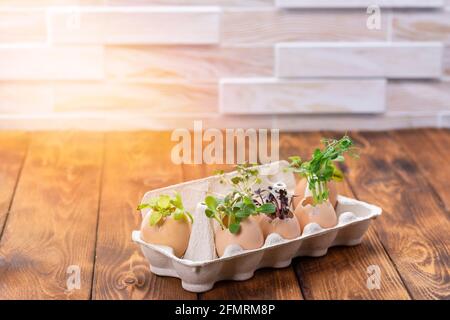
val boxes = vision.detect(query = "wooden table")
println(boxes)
[0,129,448,300]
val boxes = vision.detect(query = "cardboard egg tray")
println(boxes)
[132,161,382,293]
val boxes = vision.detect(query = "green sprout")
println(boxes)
[205,164,275,234]
[288,135,358,206]
[137,193,193,226]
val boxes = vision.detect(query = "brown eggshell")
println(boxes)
[140,213,191,258]
[294,197,337,232]
[214,218,264,257]
[257,215,301,239]
[293,179,338,209]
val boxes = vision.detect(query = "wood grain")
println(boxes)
[220,79,386,114]
[276,0,444,8]
[276,42,442,79]
[0,46,104,80]
[0,10,46,44]
[387,81,450,112]
[53,82,218,114]
[221,9,387,45]
[49,8,220,45]
[105,46,273,81]
[0,132,103,299]
[392,129,450,213]
[0,83,53,114]
[392,11,450,44]
[344,131,450,299]
[0,132,28,234]
[92,132,196,299]
[279,132,410,299]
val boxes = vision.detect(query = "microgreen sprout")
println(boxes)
[288,135,358,206]
[254,186,294,220]
[137,193,193,226]
[205,164,275,234]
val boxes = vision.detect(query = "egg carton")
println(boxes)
[132,161,382,293]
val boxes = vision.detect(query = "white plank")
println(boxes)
[276,42,442,79]
[276,0,444,8]
[0,83,53,114]
[106,46,273,81]
[439,112,450,128]
[221,9,387,45]
[48,7,220,44]
[0,46,103,80]
[107,0,273,5]
[220,78,386,114]
[52,82,217,114]
[0,9,46,44]
[387,81,450,112]
[273,112,438,131]
[0,0,103,5]
[393,11,450,44]
[445,46,450,77]
[0,112,438,131]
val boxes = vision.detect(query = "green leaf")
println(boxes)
[231,176,242,184]
[185,211,194,223]
[149,212,163,226]
[173,208,184,221]
[205,195,218,210]
[170,192,183,209]
[137,203,150,210]
[157,195,171,209]
[332,166,344,182]
[243,196,253,205]
[205,208,215,218]
[229,223,240,234]
[236,208,252,218]
[257,203,276,214]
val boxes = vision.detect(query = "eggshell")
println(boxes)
[293,179,337,209]
[140,213,191,258]
[214,219,264,257]
[294,197,337,231]
[255,215,301,239]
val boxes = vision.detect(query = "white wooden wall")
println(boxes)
[0,0,449,130]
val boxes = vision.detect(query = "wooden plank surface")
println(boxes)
[0,129,448,299]
[0,132,103,299]
[0,132,28,235]
[280,132,410,299]
[344,131,450,300]
[92,132,196,300]
[392,129,450,213]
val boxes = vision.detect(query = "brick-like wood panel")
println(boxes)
[393,11,450,44]
[445,47,450,76]
[276,42,442,78]
[221,9,388,45]
[0,10,46,44]
[0,46,104,80]
[220,78,386,114]
[48,7,220,44]
[108,0,273,5]
[0,83,53,114]
[387,80,450,112]
[53,82,218,114]
[106,46,273,81]
[0,1,104,6]
[276,0,444,8]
